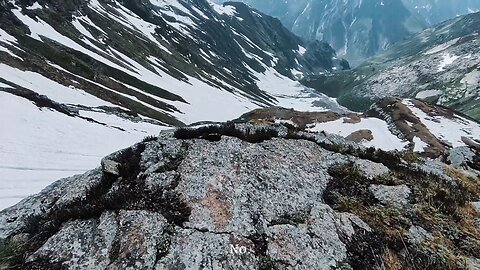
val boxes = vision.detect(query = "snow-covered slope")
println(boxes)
[0,0,349,208]
[0,91,165,208]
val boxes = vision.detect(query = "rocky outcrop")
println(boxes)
[0,121,479,269]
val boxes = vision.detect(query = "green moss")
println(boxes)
[0,236,28,269]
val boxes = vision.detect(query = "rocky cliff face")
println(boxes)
[220,0,480,66]
[0,105,479,269]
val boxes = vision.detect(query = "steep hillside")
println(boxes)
[303,12,480,120]
[0,104,479,269]
[222,0,480,66]
[0,0,348,206]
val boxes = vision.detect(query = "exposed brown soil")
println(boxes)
[238,107,342,128]
[346,129,374,142]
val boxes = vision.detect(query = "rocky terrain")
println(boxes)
[0,0,349,208]
[0,100,479,269]
[303,11,480,121]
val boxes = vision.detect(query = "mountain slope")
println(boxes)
[303,12,480,120]
[0,0,348,206]
[221,0,480,66]
[217,0,425,66]
[0,0,346,124]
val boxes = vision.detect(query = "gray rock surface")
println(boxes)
[369,184,411,208]
[449,146,476,168]
[407,225,432,245]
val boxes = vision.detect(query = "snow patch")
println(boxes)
[0,82,13,88]
[404,100,480,148]
[437,53,459,72]
[413,137,428,152]
[0,64,113,107]
[298,45,307,55]
[424,38,459,55]
[416,90,443,99]
[308,117,408,151]
[211,2,238,16]
[0,91,165,209]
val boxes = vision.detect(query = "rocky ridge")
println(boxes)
[0,104,479,269]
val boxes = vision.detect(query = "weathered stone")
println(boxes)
[472,202,480,212]
[101,159,121,175]
[407,226,431,245]
[354,159,390,179]
[448,146,476,168]
[369,184,411,208]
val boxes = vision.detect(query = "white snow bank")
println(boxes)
[308,117,408,151]
[404,99,480,147]
[0,91,166,210]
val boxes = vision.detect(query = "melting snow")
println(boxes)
[0,91,165,209]
[211,2,238,16]
[424,38,459,55]
[72,16,96,40]
[437,53,459,72]
[413,137,428,152]
[0,64,113,107]
[0,82,13,88]
[308,118,408,151]
[0,28,17,44]
[298,45,307,55]
[416,90,443,99]
[26,2,43,10]
[404,100,480,147]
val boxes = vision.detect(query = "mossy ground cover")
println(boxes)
[324,159,479,270]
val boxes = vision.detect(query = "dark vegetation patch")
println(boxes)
[247,233,275,270]
[174,122,279,143]
[325,164,378,211]
[141,135,157,143]
[0,236,29,269]
[345,224,387,270]
[0,87,75,116]
[268,212,309,227]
